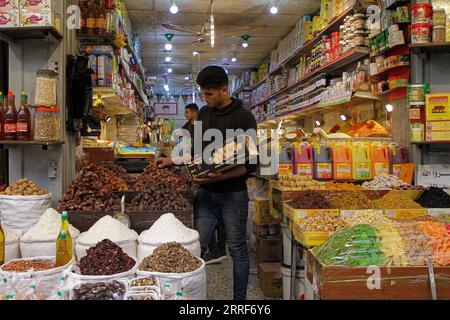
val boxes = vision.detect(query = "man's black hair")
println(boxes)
[185,103,199,113]
[196,66,229,90]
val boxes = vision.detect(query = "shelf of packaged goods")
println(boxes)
[93,86,140,117]
[251,47,369,109]
[370,64,410,78]
[0,26,63,42]
[120,63,148,105]
[77,32,117,44]
[256,91,379,126]
[410,43,450,54]
[374,86,407,98]
[385,0,410,10]
[268,6,357,75]
[0,141,65,150]
[370,43,408,58]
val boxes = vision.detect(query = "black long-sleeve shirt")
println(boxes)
[195,98,257,193]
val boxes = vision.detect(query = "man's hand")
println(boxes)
[192,165,248,185]
[155,157,173,169]
[193,172,226,185]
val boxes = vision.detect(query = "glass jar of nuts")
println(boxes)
[34,107,61,142]
[35,69,58,106]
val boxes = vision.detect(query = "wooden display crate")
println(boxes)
[304,250,450,300]
[292,223,330,247]
[67,208,193,235]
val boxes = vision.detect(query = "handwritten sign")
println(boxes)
[418,165,450,188]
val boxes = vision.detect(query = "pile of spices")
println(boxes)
[1,260,55,272]
[72,281,126,300]
[77,239,135,276]
[396,222,433,266]
[290,191,334,209]
[139,242,202,273]
[418,222,450,266]
[374,189,423,209]
[416,187,450,208]
[343,209,397,227]
[298,216,348,232]
[330,191,377,210]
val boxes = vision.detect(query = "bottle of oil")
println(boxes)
[0,219,5,266]
[55,212,72,267]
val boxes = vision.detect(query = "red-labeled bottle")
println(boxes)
[17,92,31,141]
[4,92,17,141]
[0,92,5,140]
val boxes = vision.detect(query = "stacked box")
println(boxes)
[258,263,283,298]
[255,234,282,263]
[426,94,450,142]
[19,0,55,27]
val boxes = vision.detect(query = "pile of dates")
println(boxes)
[128,180,191,211]
[72,281,126,300]
[133,162,189,193]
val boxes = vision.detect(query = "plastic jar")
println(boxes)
[34,107,61,142]
[354,30,365,46]
[409,84,427,104]
[433,26,446,43]
[35,70,57,107]
[412,23,432,43]
[411,4,432,24]
[397,54,410,66]
[353,14,365,30]
[432,9,446,26]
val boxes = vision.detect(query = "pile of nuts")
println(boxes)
[330,191,377,210]
[291,191,334,209]
[131,277,156,287]
[363,173,410,190]
[325,182,364,190]
[343,209,397,227]
[139,242,202,273]
[58,165,122,212]
[298,215,348,232]
[128,180,191,211]
[276,175,325,191]
[133,162,189,193]
[71,281,126,300]
[0,179,48,196]
[77,239,135,276]
[1,260,55,272]
[374,190,423,209]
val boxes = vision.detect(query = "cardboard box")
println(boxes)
[0,10,19,27]
[258,263,283,298]
[253,197,276,225]
[0,0,19,10]
[185,136,258,179]
[255,234,282,263]
[20,8,54,26]
[426,94,450,121]
[20,0,53,9]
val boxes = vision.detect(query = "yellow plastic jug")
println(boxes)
[352,142,372,180]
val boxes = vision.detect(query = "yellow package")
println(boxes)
[426,94,450,121]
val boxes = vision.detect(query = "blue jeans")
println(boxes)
[195,189,250,300]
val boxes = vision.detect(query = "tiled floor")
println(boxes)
[205,246,278,300]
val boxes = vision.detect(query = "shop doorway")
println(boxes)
[0,40,8,186]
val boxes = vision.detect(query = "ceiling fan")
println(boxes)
[162,0,269,47]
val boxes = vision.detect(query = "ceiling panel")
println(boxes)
[123,0,320,83]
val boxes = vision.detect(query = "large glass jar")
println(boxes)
[35,69,58,106]
[34,107,61,142]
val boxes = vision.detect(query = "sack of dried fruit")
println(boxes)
[0,179,52,231]
[137,242,206,300]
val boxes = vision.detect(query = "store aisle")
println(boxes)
[206,246,277,300]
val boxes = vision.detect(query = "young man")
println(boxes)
[182,103,199,138]
[156,66,257,300]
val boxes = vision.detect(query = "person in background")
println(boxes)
[156,66,257,300]
[182,103,199,138]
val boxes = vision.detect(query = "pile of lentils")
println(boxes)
[139,242,202,273]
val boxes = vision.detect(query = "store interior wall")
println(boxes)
[8,0,78,206]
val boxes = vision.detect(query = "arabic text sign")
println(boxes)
[418,164,450,188]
